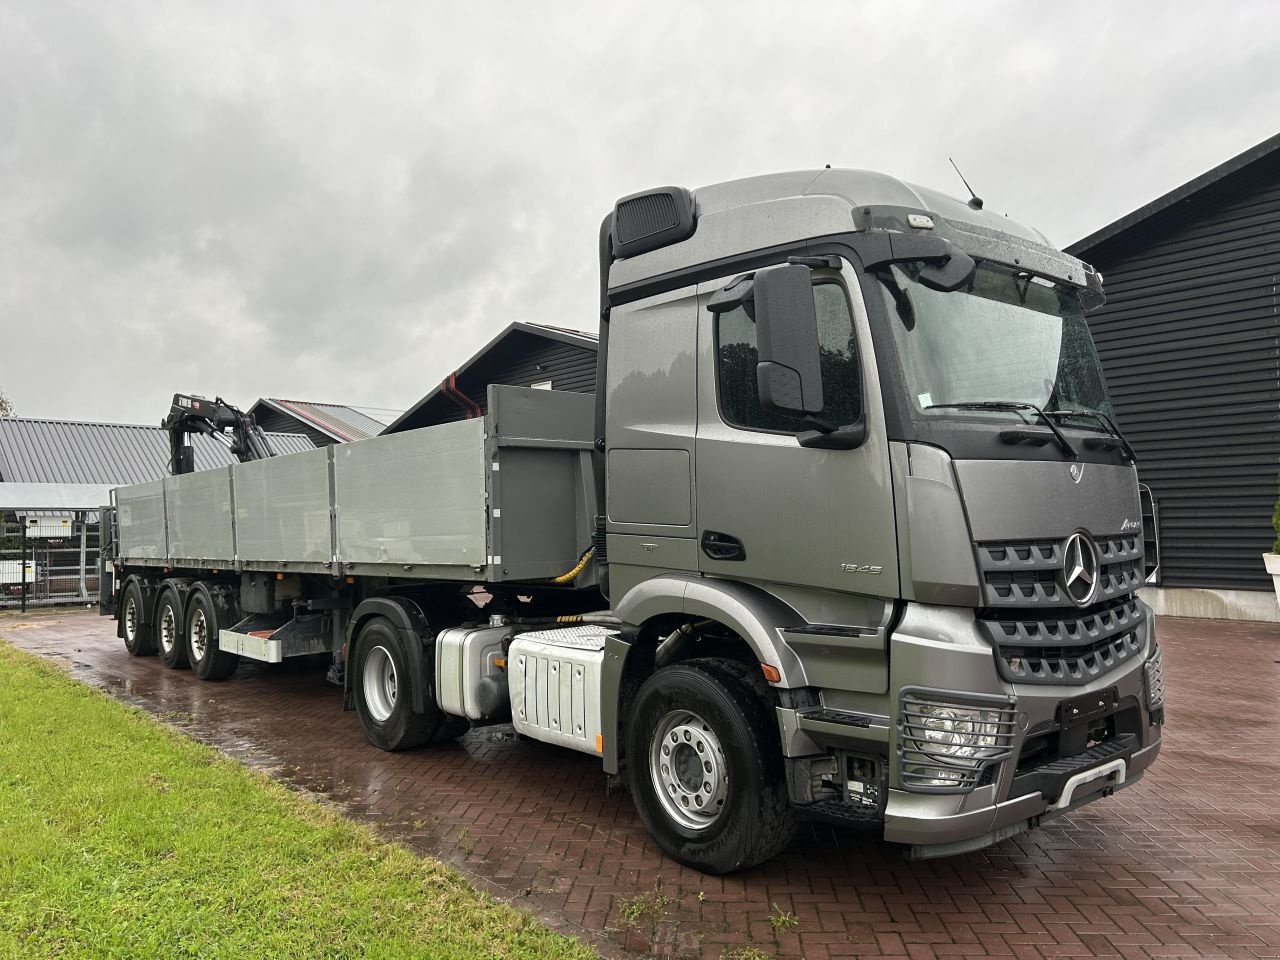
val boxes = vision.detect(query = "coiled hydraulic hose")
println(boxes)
[550,547,595,584]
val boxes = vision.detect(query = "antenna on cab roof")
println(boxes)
[948,157,984,210]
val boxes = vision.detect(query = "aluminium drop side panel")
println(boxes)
[333,419,488,573]
[115,479,167,560]
[164,467,234,563]
[233,446,334,564]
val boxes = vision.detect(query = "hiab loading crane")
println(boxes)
[162,393,278,475]
[101,168,1164,874]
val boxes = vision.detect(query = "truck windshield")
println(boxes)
[876,261,1114,423]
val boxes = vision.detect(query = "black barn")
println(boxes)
[384,322,597,434]
[1068,132,1280,618]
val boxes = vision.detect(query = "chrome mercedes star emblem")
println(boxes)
[1061,531,1100,606]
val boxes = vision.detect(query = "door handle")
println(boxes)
[700,530,746,562]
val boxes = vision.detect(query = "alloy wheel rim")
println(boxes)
[362,645,398,722]
[649,709,729,831]
[159,605,177,655]
[190,609,208,662]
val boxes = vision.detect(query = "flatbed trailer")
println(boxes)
[104,167,1164,874]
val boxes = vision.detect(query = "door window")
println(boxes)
[714,281,861,432]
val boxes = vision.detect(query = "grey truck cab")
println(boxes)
[597,169,1163,868]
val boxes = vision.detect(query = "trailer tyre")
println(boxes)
[155,586,188,669]
[625,658,795,874]
[121,580,155,656]
[185,586,240,681]
[353,617,437,751]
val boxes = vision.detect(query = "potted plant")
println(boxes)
[1267,494,1280,602]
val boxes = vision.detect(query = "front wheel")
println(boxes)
[625,659,795,874]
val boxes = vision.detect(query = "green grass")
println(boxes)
[0,640,595,960]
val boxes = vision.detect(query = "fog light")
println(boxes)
[900,689,1017,792]
[917,704,1003,758]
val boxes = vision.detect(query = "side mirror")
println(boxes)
[751,263,824,417]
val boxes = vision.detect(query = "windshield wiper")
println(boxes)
[926,400,1079,459]
[1045,408,1137,462]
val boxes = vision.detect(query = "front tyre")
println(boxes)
[625,658,795,874]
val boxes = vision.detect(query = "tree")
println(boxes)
[0,387,12,417]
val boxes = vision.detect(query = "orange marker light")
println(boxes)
[595,734,604,754]
[494,658,506,669]
[761,663,781,683]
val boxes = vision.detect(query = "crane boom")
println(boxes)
[163,393,278,475]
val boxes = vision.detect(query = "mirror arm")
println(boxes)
[798,420,867,450]
[802,414,838,434]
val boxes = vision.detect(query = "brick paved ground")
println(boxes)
[3,609,1278,960]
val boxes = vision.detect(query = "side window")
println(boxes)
[715,281,862,433]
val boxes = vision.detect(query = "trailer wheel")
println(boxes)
[155,586,188,670]
[625,658,795,874]
[121,580,155,656]
[184,585,240,681]
[353,617,436,751]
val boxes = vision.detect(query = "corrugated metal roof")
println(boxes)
[0,482,117,511]
[255,399,395,442]
[0,417,314,486]
[521,322,598,346]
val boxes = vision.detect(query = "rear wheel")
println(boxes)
[185,586,240,681]
[625,658,795,874]
[121,581,155,656]
[155,587,187,669]
[353,617,465,751]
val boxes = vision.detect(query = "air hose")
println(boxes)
[550,547,595,584]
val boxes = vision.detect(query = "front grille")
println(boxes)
[979,598,1147,685]
[977,533,1143,608]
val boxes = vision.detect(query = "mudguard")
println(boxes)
[345,596,433,714]
[612,573,810,688]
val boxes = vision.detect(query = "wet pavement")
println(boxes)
[3,608,1279,960]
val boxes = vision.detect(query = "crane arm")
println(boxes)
[163,394,278,475]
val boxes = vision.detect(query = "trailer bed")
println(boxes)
[113,385,596,584]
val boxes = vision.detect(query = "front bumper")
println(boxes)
[885,737,1160,855]
[783,601,1164,853]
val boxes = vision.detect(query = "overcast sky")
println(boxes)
[1,1,1277,426]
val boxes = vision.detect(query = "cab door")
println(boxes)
[693,262,898,597]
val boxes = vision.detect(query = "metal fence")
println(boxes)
[0,514,100,610]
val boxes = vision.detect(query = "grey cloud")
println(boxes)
[1,0,1277,424]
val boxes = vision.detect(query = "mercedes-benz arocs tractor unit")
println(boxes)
[101,168,1165,874]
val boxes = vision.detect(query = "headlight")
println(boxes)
[900,690,1017,792]
[918,704,1003,757]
